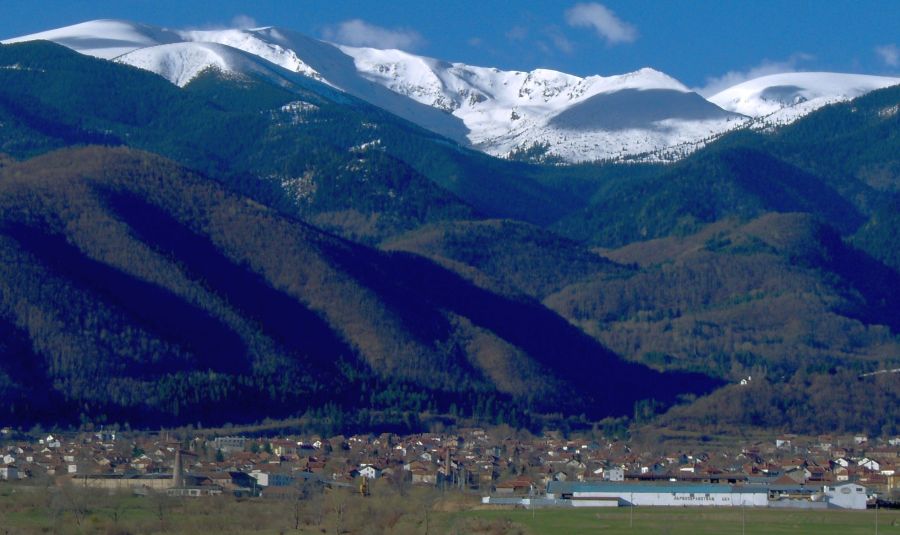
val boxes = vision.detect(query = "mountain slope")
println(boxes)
[0,40,601,234]
[554,83,900,248]
[769,83,900,204]
[373,210,900,435]
[553,141,864,247]
[551,214,900,434]
[117,41,305,88]
[0,40,574,240]
[709,72,900,124]
[0,146,717,428]
[338,46,744,161]
[382,219,626,299]
[2,19,181,59]
[549,88,738,130]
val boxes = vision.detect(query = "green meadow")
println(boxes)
[462,506,900,535]
[2,483,898,534]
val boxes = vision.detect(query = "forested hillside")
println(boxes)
[0,146,717,429]
[553,86,900,250]
[0,41,595,239]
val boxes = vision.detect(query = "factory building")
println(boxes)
[547,482,769,507]
[531,481,869,510]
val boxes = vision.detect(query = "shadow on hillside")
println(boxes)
[0,316,76,426]
[3,224,250,375]
[813,224,900,333]
[324,242,723,419]
[103,190,356,384]
[720,148,864,234]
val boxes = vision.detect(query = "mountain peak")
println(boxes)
[2,19,180,59]
[709,71,900,120]
[5,20,899,163]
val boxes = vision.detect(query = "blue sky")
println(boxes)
[1,0,898,93]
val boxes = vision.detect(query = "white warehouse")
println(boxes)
[547,482,768,508]
[824,483,867,510]
[544,482,868,510]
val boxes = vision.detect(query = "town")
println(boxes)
[2,425,898,510]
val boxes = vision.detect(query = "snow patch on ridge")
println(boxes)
[117,42,268,87]
[2,19,180,59]
[709,72,900,122]
[177,28,325,83]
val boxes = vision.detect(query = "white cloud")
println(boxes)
[546,27,574,54]
[321,19,424,50]
[696,53,815,97]
[505,26,529,42]
[231,15,258,29]
[564,2,636,45]
[506,24,573,55]
[875,44,899,67]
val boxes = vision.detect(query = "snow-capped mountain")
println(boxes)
[709,72,900,125]
[338,46,747,161]
[171,26,745,161]
[2,19,181,59]
[5,20,900,163]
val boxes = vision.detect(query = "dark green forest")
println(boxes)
[0,146,716,432]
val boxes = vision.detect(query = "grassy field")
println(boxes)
[2,482,898,534]
[463,506,900,535]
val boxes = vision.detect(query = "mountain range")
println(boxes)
[5,19,899,163]
[0,21,899,437]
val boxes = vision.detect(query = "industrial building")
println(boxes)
[483,481,869,510]
[547,482,769,507]
[76,473,174,492]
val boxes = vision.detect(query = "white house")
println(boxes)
[250,470,292,487]
[834,467,850,482]
[359,464,382,479]
[859,458,880,472]
[604,467,624,482]
[824,483,867,510]
[211,436,246,454]
[0,465,18,480]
